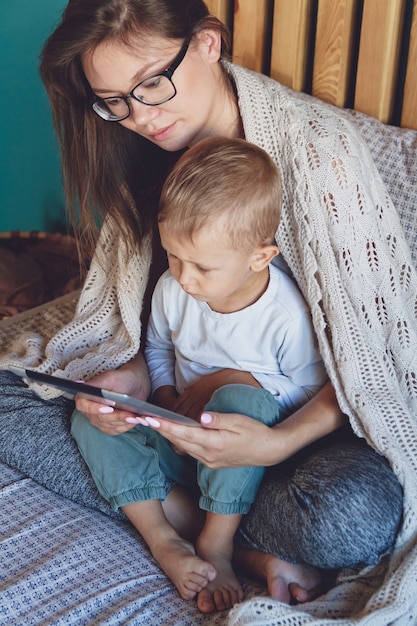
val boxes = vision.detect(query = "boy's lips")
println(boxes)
[183,288,200,299]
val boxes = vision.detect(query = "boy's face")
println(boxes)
[159,221,264,313]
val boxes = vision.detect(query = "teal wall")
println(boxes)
[0,1,68,233]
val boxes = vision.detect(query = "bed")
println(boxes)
[1,1,417,624]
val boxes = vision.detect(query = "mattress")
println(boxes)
[0,460,264,625]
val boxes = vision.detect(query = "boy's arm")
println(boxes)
[254,305,328,414]
[152,385,178,410]
[174,369,262,420]
[144,282,177,393]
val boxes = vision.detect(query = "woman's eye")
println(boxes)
[105,97,125,109]
[143,76,163,90]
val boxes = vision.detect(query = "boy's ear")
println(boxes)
[250,244,280,272]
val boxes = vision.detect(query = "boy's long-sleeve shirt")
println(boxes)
[145,264,327,416]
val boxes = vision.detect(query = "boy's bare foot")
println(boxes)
[196,545,244,613]
[152,535,217,600]
[123,494,216,600]
[234,546,322,604]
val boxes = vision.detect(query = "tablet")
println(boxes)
[9,366,200,427]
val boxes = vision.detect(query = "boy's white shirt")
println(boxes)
[145,264,327,416]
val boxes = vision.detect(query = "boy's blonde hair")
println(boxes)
[159,137,282,252]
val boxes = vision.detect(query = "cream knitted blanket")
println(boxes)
[2,64,417,624]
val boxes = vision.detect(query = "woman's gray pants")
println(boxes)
[0,370,403,569]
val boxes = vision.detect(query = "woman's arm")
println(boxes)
[262,380,347,464]
[142,380,347,468]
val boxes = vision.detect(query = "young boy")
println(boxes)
[137,137,328,611]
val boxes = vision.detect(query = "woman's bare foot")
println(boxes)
[153,535,217,600]
[196,543,244,613]
[234,545,322,604]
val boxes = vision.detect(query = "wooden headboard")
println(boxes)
[206,0,417,130]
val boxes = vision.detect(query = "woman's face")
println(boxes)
[83,32,236,152]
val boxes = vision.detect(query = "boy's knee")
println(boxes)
[205,384,280,427]
[70,408,97,445]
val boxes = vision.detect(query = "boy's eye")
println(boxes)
[196,266,210,273]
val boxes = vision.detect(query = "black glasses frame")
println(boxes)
[92,40,190,122]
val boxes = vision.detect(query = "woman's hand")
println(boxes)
[142,381,347,468]
[146,410,281,468]
[75,352,151,435]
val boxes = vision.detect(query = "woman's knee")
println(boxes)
[293,442,402,566]
[238,441,403,569]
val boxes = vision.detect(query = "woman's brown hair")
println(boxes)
[39,0,230,262]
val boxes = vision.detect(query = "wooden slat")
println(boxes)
[205,0,232,28]
[401,1,417,130]
[270,0,315,92]
[211,0,416,130]
[232,0,272,74]
[312,0,360,108]
[354,0,406,124]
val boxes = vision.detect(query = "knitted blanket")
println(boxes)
[1,64,417,624]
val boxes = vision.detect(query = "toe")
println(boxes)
[267,575,291,603]
[197,588,216,614]
[289,581,322,603]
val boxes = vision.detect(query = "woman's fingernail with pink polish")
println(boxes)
[125,416,147,425]
[145,417,161,428]
[99,406,114,414]
[201,413,212,424]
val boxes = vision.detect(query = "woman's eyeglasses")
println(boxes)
[92,40,190,122]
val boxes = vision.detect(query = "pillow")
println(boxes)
[0,232,84,319]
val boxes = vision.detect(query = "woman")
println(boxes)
[0,0,412,616]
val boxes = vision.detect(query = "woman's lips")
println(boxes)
[149,122,176,142]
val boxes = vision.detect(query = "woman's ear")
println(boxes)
[195,29,222,63]
[250,245,280,272]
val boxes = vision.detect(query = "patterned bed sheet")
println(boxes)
[0,461,264,626]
